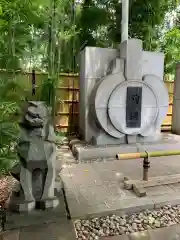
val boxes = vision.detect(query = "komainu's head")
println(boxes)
[20,101,50,129]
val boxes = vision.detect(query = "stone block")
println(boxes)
[142,51,164,80]
[79,41,167,145]
[4,187,66,230]
[172,99,180,134]
[120,39,143,80]
[80,47,118,79]
[173,63,180,101]
[106,58,125,75]
[75,144,138,161]
[153,192,180,209]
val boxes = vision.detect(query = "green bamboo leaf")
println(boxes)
[0,5,2,15]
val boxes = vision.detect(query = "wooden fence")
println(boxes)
[163,81,174,131]
[54,74,79,134]
[2,71,173,133]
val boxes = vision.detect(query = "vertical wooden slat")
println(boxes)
[162,81,173,131]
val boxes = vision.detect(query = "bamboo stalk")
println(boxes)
[116,150,180,160]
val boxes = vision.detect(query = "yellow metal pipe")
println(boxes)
[116,150,180,160]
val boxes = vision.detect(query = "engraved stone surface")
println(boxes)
[126,87,142,128]
[79,40,168,145]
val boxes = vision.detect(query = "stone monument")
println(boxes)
[70,0,180,161]
[9,101,59,212]
[79,39,169,145]
[70,39,180,161]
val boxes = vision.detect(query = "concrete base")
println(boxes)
[4,182,67,230]
[92,131,126,145]
[61,154,180,220]
[2,219,77,240]
[92,132,163,146]
[70,134,180,161]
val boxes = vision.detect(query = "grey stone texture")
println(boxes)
[60,144,180,219]
[2,220,77,240]
[79,39,168,146]
[172,63,180,134]
[4,183,66,230]
[71,134,180,161]
[2,222,180,240]
[120,39,142,80]
[8,101,58,213]
[3,143,180,239]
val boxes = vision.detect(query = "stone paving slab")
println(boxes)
[19,221,76,240]
[60,154,180,219]
[2,222,180,240]
[2,229,20,240]
[4,184,67,230]
[2,220,76,240]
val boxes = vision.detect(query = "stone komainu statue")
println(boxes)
[10,101,58,212]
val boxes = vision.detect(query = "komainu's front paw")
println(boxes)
[18,200,36,212]
[37,197,59,210]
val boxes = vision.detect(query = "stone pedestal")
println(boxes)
[4,181,66,230]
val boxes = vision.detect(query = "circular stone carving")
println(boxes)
[93,72,169,138]
[141,74,169,136]
[94,72,125,138]
[107,80,159,135]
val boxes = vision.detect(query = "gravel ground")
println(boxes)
[74,205,180,240]
[0,176,17,209]
[0,176,17,208]
[0,176,17,232]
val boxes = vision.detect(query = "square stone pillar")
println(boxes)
[172,63,180,134]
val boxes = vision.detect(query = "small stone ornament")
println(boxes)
[9,101,58,212]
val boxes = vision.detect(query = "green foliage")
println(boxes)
[0,0,178,73]
[79,0,179,52]
[0,78,26,174]
[160,27,180,74]
[39,77,56,107]
[0,0,47,70]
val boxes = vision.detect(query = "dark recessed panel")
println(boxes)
[126,87,142,128]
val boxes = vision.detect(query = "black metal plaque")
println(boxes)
[126,87,142,128]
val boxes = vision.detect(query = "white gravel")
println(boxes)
[74,205,180,239]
